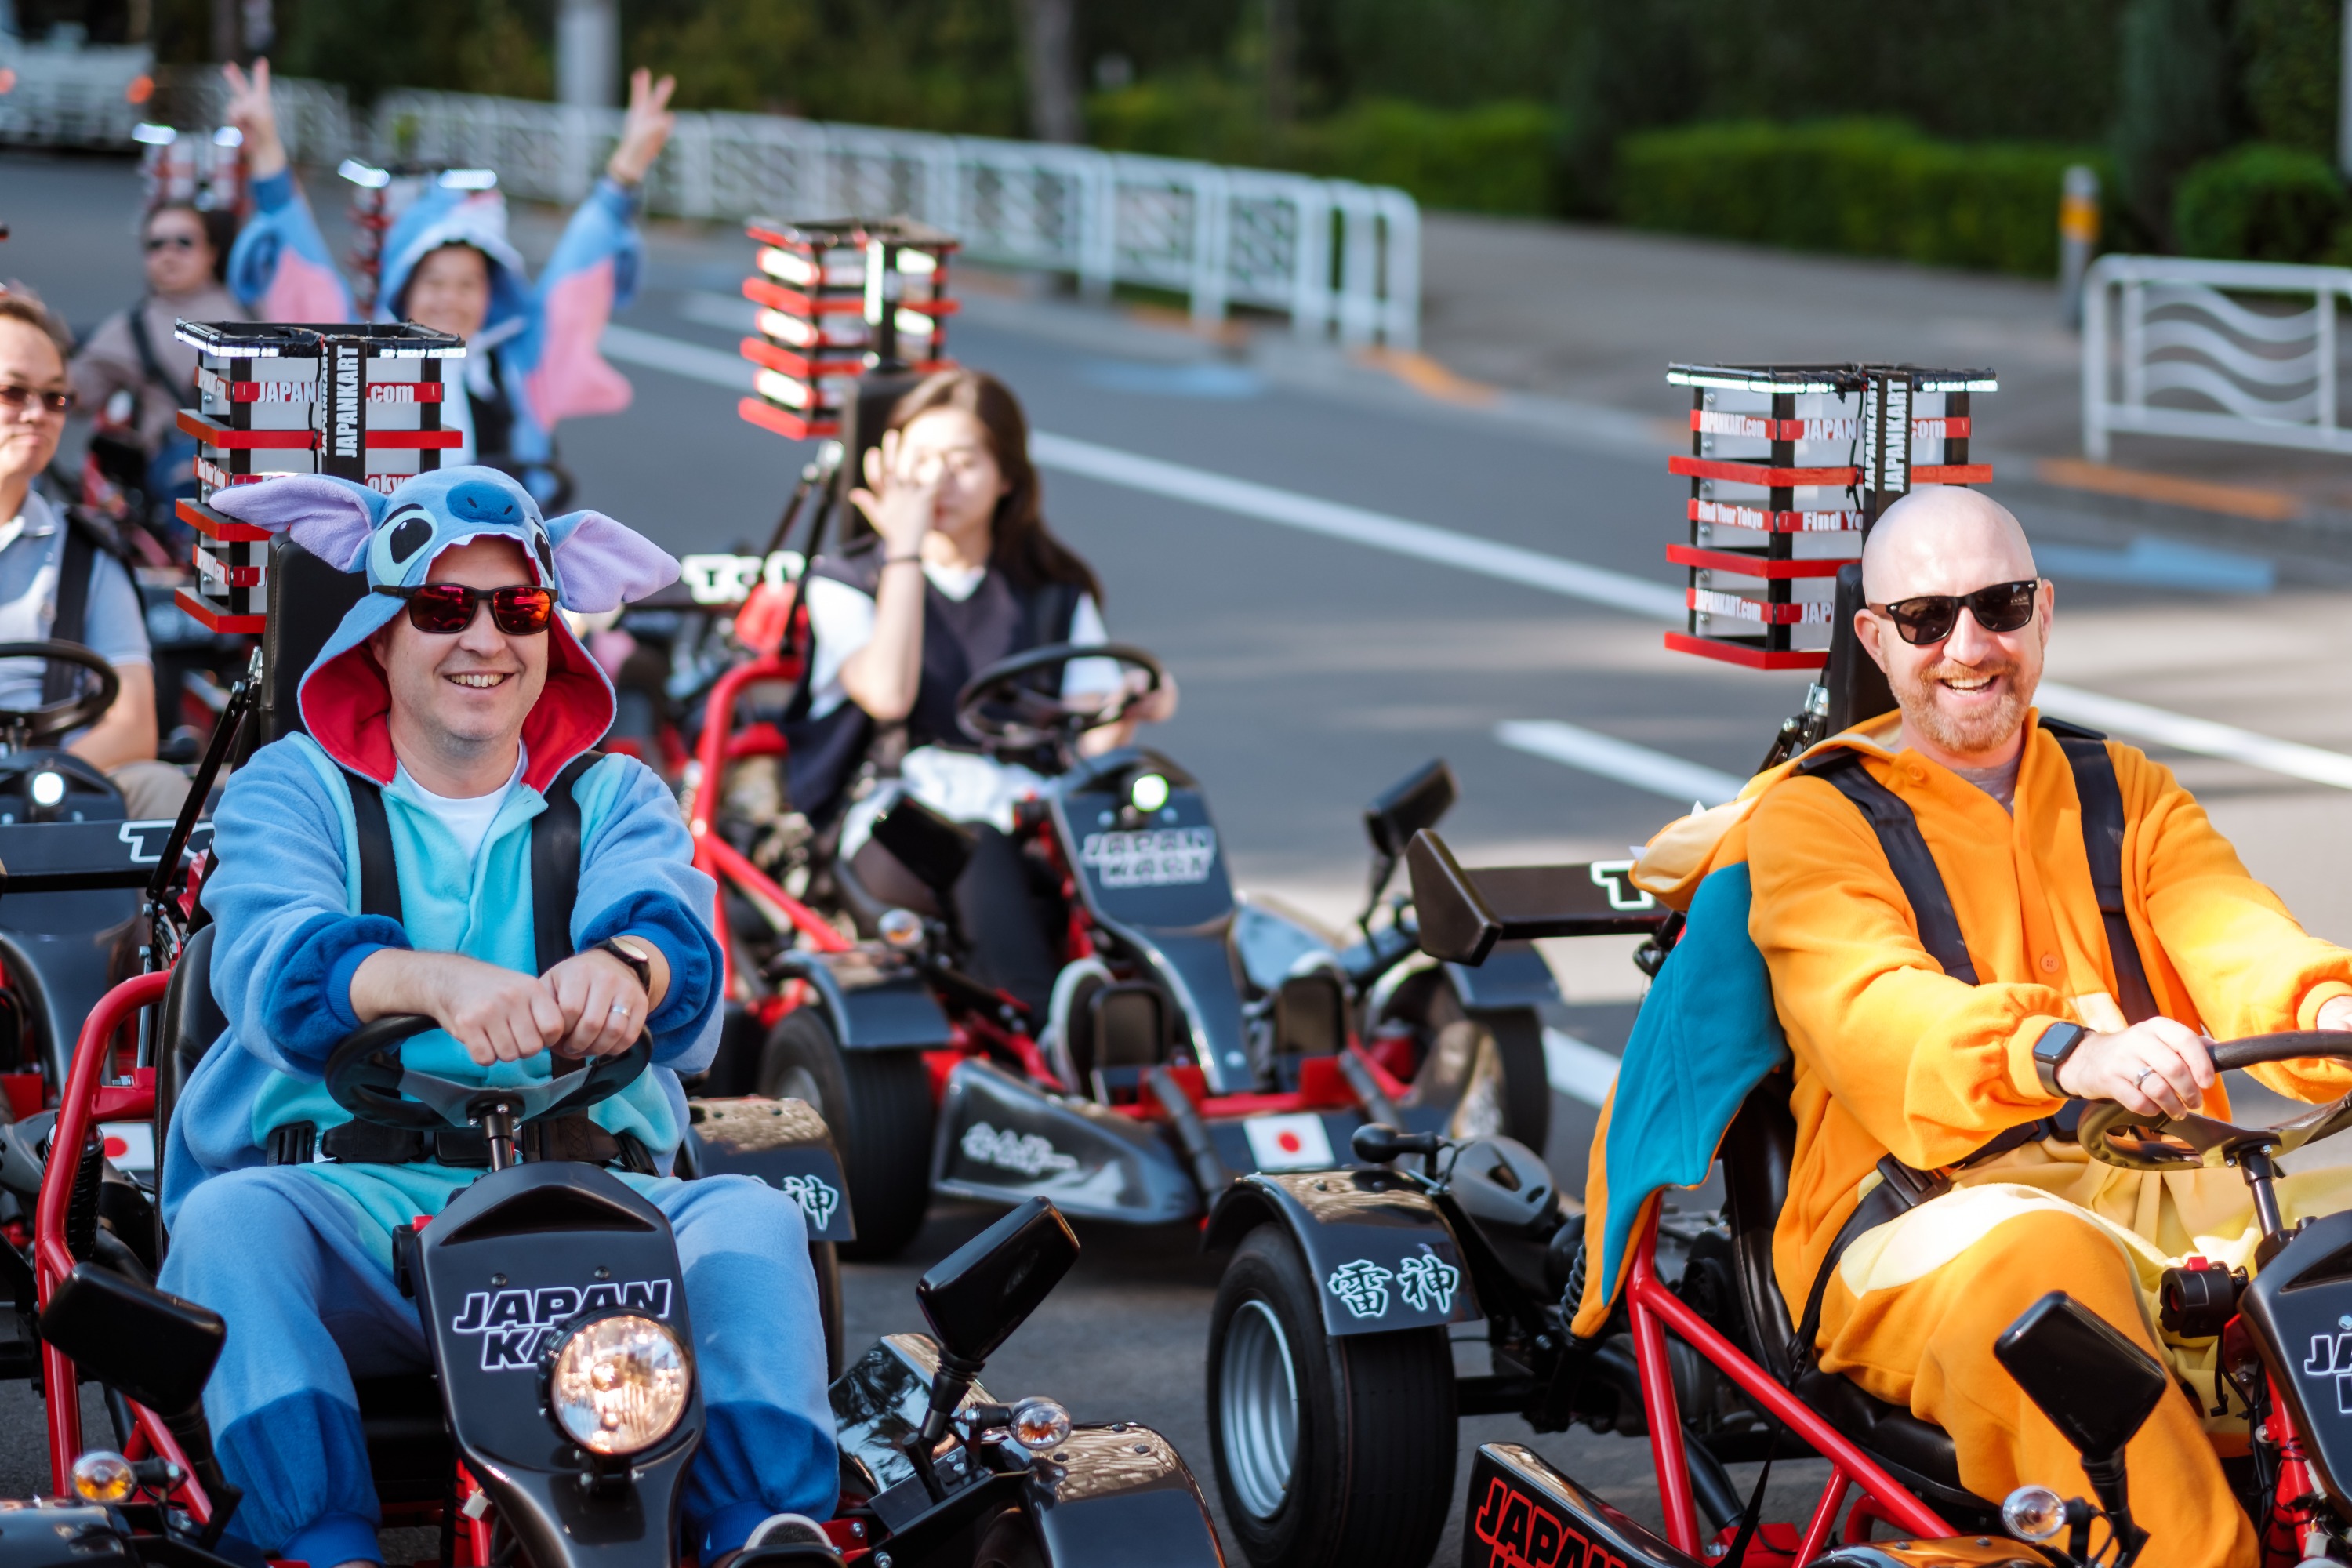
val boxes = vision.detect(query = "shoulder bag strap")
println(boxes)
[125,303,180,399]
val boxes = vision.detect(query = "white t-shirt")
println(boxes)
[801,561,1120,720]
[801,561,1123,858]
[394,747,524,860]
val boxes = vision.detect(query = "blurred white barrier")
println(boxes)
[0,38,152,147]
[2082,253,2352,459]
[372,88,1420,347]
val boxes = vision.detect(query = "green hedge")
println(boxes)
[1087,79,1560,215]
[1616,119,2103,275]
[2172,143,2351,262]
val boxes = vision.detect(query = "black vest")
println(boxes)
[785,541,1082,822]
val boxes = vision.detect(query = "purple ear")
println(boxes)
[205,475,385,572]
[544,510,679,612]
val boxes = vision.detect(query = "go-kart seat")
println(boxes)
[153,925,227,1146]
[1717,1071,1998,1524]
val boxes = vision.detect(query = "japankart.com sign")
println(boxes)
[1080,826,1216,887]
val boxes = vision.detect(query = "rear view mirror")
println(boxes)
[1364,759,1457,861]
[917,1197,1080,1368]
[40,1261,225,1415]
[1994,1291,2167,1463]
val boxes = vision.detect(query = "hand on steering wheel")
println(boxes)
[2056,1017,2218,1120]
[954,641,1166,758]
[2077,1029,2352,1171]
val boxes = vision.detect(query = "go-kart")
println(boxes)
[1198,824,2352,1568]
[17,984,1226,1568]
[678,629,1570,1259]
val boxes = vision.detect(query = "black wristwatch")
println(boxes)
[2032,1022,2089,1097]
[597,935,653,997]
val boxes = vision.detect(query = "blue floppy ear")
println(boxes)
[205,474,387,572]
[543,510,680,613]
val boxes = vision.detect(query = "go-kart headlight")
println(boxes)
[1010,1398,1072,1452]
[29,770,65,811]
[544,1314,691,1457]
[2002,1484,2067,1543]
[70,1450,136,1504]
[1129,773,1170,814]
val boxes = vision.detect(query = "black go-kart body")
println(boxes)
[693,684,1572,1258]
[19,978,1225,1568]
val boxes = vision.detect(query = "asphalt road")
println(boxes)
[9,147,2352,1563]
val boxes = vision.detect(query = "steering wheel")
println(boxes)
[2078,1032,2352,1171]
[0,642,119,746]
[954,641,1164,757]
[324,1014,652,1132]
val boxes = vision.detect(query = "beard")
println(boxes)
[1890,654,2032,758]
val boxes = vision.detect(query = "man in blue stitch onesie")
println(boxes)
[156,465,836,1568]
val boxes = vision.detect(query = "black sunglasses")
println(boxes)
[0,384,74,416]
[145,234,201,252]
[373,583,556,636]
[1867,579,2042,646]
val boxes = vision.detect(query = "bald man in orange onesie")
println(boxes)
[1748,486,2352,1567]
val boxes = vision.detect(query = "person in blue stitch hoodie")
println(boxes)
[216,60,676,509]
[155,465,835,1568]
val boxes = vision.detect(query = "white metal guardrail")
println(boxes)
[372,88,1419,347]
[0,39,153,147]
[2082,252,2352,459]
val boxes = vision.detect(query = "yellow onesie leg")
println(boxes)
[1815,1196,2254,1568]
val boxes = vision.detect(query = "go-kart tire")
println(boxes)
[759,1009,933,1260]
[972,1510,1044,1568]
[810,1240,844,1381]
[1395,975,1549,1154]
[1207,1225,1456,1568]
[1468,1007,1549,1153]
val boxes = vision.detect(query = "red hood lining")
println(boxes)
[298,617,613,791]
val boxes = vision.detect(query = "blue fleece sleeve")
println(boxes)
[224,169,354,319]
[205,741,412,1074]
[544,177,643,310]
[574,757,723,1073]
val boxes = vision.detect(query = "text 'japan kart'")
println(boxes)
[1199,828,2352,1568]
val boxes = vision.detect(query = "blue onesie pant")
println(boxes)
[159,1166,837,1566]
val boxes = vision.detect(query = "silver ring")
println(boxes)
[2132,1065,2157,1089]
[608,1004,630,1018]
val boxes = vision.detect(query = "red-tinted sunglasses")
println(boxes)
[372,583,556,636]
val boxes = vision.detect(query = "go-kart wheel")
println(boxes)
[971,1510,1044,1568]
[810,1239,844,1381]
[1207,1225,1455,1568]
[758,1008,933,1259]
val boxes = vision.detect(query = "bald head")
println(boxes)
[1860,486,2035,603]
[1853,485,2053,771]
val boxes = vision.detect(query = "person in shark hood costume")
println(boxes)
[156,466,835,1568]
[218,60,675,509]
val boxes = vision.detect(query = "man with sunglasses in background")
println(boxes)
[157,465,838,1568]
[0,286,191,817]
[1737,483,2352,1566]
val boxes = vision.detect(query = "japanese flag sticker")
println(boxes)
[1244,1112,1333,1172]
[100,1121,155,1175]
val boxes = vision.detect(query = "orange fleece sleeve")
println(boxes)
[2119,747,2352,1102]
[1746,773,2068,1170]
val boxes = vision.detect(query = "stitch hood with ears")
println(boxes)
[207,465,678,791]
[377,187,532,347]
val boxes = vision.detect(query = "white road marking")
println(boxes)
[1543,1026,1621,1108]
[1497,720,1745,807]
[1027,430,1687,619]
[603,324,755,390]
[601,321,2352,792]
[2034,681,2352,791]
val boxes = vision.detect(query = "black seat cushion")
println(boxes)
[154,924,227,1149]
[1717,1073,1996,1522]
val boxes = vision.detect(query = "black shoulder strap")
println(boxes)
[1027,578,1083,651]
[42,525,96,706]
[125,303,180,397]
[345,775,405,922]
[2042,720,2158,1025]
[531,752,602,978]
[1796,750,1978,984]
